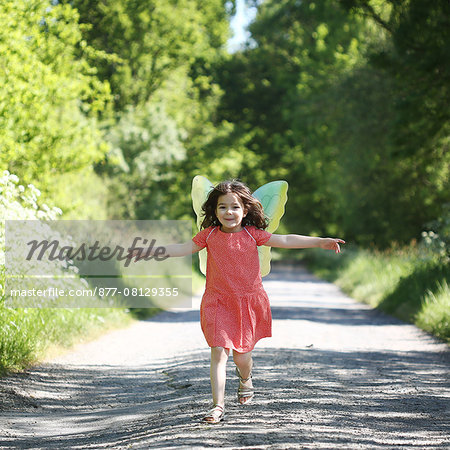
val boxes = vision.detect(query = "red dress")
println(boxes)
[192,225,272,352]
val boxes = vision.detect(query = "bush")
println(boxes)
[420,203,450,263]
[0,171,130,375]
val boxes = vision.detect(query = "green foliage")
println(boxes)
[68,0,232,110]
[335,0,450,245]
[420,204,450,263]
[0,171,131,375]
[1,0,238,223]
[0,305,130,376]
[416,280,450,342]
[217,0,369,234]
[98,102,187,219]
[0,0,112,218]
[63,0,241,221]
[217,0,450,247]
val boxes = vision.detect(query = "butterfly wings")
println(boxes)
[192,176,214,275]
[192,175,214,231]
[253,181,288,276]
[191,176,288,276]
[253,181,289,233]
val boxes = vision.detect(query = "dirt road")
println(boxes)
[1,264,449,449]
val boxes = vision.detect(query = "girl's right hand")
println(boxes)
[127,249,141,261]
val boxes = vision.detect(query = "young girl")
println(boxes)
[132,180,344,424]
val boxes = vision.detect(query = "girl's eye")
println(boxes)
[217,205,240,210]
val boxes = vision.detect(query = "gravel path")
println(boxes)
[1,264,449,449]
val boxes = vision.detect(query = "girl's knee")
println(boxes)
[232,349,252,363]
[211,346,230,361]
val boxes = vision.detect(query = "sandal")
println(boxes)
[236,367,255,404]
[201,404,224,424]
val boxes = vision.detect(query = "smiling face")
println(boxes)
[215,192,247,233]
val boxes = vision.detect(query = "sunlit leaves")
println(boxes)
[0,0,111,216]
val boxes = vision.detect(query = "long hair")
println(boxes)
[200,180,269,230]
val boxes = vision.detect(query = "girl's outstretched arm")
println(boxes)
[129,241,203,260]
[160,241,204,257]
[265,234,345,254]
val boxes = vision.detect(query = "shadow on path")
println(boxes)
[271,306,401,326]
[0,346,448,449]
[143,306,398,326]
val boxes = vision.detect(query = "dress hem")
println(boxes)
[204,333,272,353]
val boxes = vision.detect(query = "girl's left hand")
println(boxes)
[320,238,346,253]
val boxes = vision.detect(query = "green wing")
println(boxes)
[253,181,289,276]
[191,175,214,275]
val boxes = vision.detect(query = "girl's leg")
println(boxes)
[233,350,254,404]
[210,346,229,407]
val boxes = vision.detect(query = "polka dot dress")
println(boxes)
[192,226,272,353]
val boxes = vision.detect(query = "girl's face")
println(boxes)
[215,193,247,233]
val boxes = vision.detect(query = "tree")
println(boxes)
[97,102,186,219]
[217,0,366,234]
[216,0,450,246]
[67,0,235,111]
[66,0,241,221]
[0,0,112,218]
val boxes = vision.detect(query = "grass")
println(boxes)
[415,280,450,341]
[301,245,450,343]
[0,306,133,376]
[0,265,205,376]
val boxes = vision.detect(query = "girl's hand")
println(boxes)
[127,249,142,261]
[320,238,346,253]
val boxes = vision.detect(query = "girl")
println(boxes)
[132,180,345,424]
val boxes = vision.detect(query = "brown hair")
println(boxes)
[200,180,269,230]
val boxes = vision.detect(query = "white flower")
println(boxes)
[28,184,41,196]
